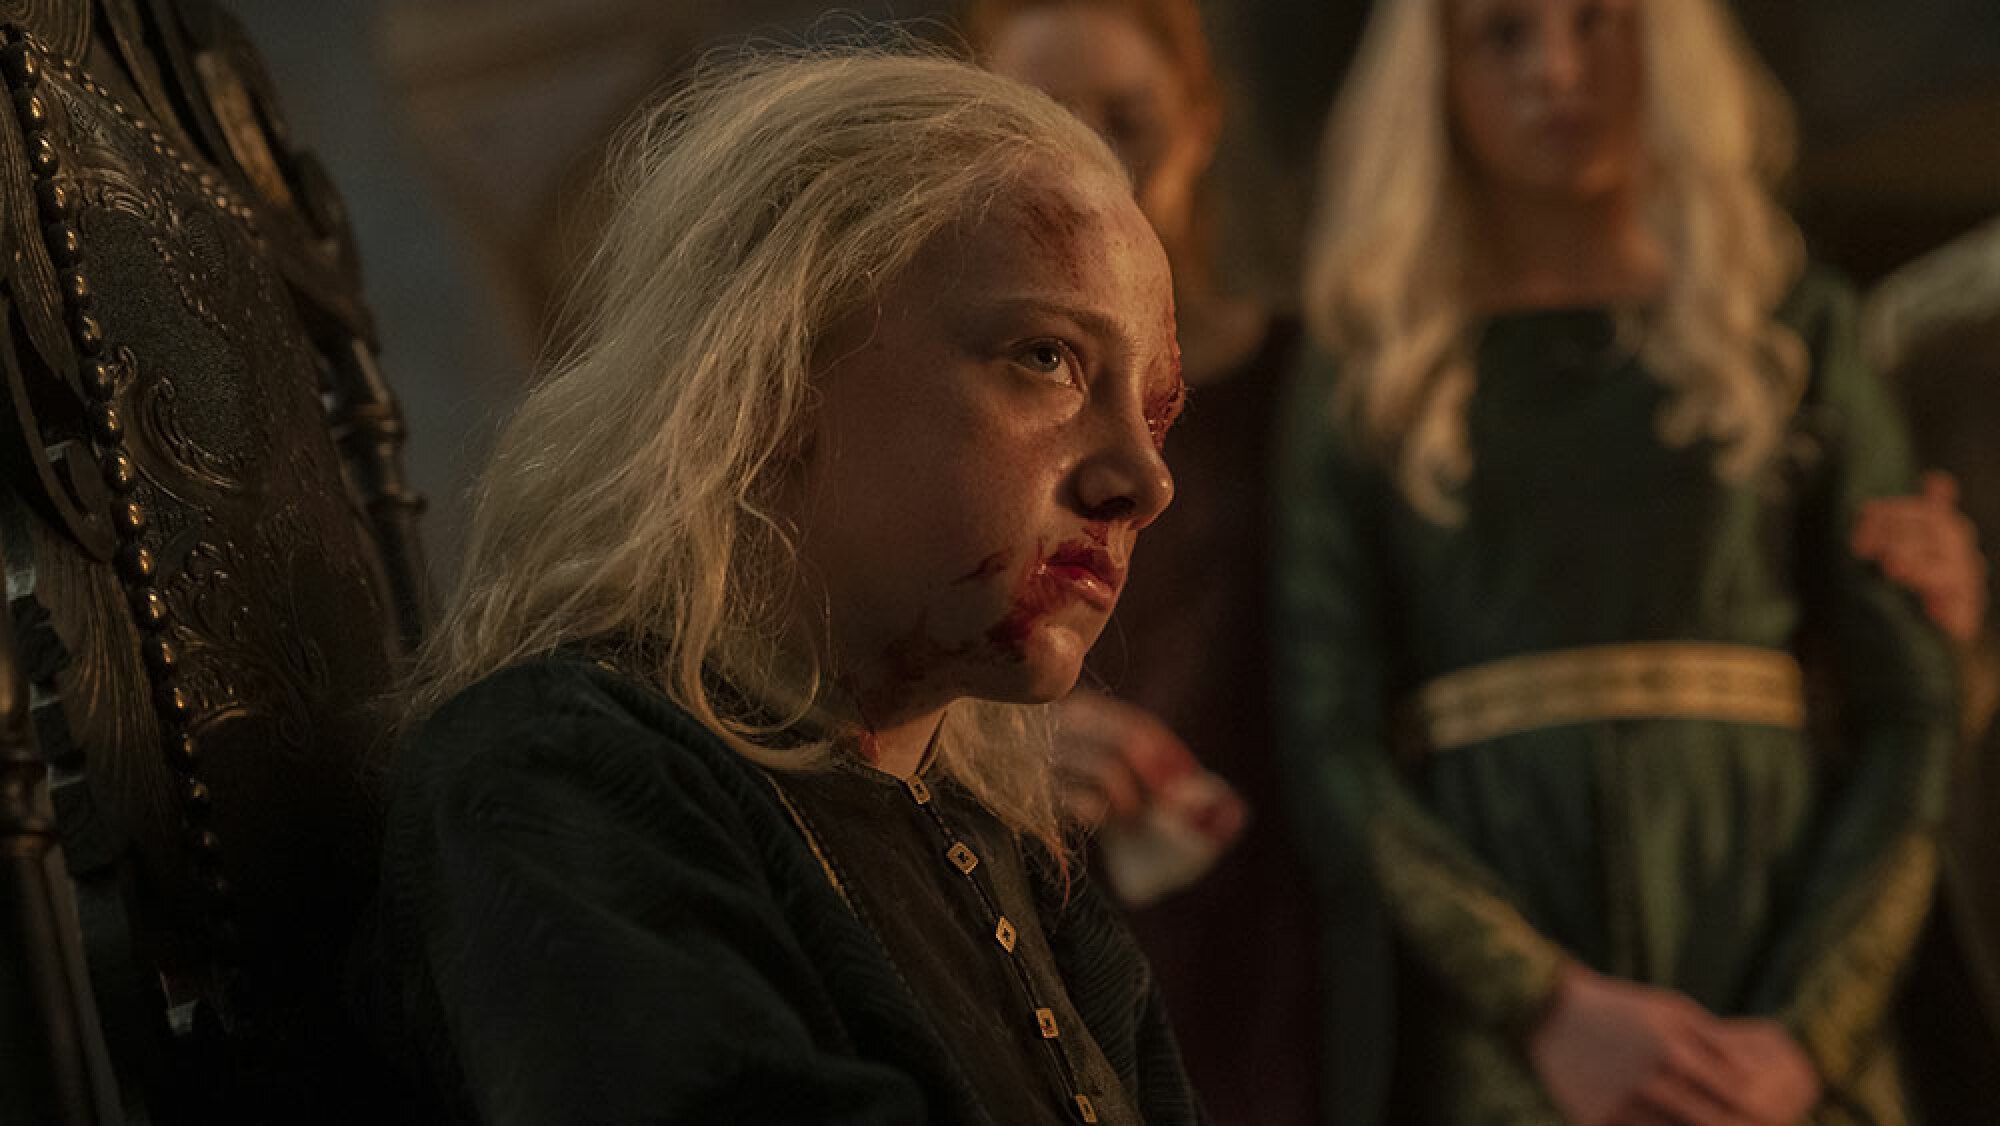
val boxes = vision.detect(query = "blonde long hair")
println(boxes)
[403,48,1125,849]
[1303,0,1807,519]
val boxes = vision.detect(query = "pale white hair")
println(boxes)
[405,46,1127,849]
[1303,0,1807,519]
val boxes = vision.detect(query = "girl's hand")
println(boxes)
[1530,965,1757,1126]
[1053,690,1198,827]
[1697,1019,1820,1125]
[1052,692,1246,903]
[1053,691,1243,835]
[1854,471,1988,644]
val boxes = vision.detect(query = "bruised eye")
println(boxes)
[1014,339,1082,387]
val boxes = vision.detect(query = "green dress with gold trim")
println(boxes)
[1272,270,1957,1125]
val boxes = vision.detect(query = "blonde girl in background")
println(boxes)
[1277,0,1967,1122]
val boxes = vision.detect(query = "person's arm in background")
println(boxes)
[1853,471,1996,738]
[1751,277,1960,1093]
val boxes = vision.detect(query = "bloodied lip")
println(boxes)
[984,537,1127,651]
[1041,540,1124,612]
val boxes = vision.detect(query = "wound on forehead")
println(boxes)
[1144,377,1187,449]
[1010,185,1097,289]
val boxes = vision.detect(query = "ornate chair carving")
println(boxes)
[0,1,426,1120]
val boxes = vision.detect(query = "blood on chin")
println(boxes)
[856,551,1108,720]
[865,598,1094,699]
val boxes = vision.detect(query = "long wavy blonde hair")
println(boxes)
[402,47,1126,850]
[1304,0,1807,519]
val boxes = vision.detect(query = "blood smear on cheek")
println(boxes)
[985,563,1068,655]
[952,550,1011,585]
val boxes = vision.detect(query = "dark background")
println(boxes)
[225,0,2000,576]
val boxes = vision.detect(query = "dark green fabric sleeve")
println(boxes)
[1752,275,1958,1084]
[380,664,929,1126]
[1271,350,1568,1036]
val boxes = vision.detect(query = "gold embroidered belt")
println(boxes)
[1414,642,1805,752]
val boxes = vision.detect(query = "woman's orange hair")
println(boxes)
[963,0,1221,113]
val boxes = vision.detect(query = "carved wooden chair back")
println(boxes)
[0,1,426,1121]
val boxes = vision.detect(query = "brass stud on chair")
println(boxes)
[45,220,80,263]
[1,41,39,86]
[74,311,104,355]
[166,733,197,772]
[199,871,233,902]
[116,543,154,582]
[130,588,168,629]
[81,357,114,399]
[34,178,69,219]
[101,452,136,492]
[88,401,121,443]
[11,90,44,129]
[60,269,91,307]
[145,636,179,674]
[28,135,58,175]
[155,684,190,721]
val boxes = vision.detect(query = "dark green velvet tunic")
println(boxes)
[1273,271,1957,1124]
[365,653,1204,1125]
